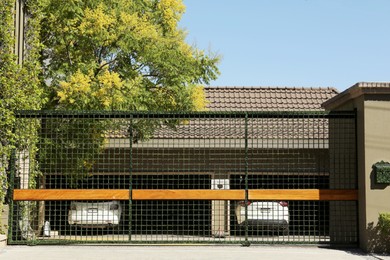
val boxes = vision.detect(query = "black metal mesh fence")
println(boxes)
[8,111,357,245]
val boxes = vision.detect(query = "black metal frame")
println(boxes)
[8,110,358,245]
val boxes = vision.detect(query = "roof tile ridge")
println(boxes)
[205,85,339,92]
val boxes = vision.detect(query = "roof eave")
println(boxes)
[322,82,390,110]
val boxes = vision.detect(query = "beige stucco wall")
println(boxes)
[362,101,390,252]
[364,101,390,221]
[323,84,390,252]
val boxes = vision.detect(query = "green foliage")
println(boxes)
[1,0,219,193]
[1,0,45,232]
[0,1,45,177]
[378,213,390,235]
[36,0,219,186]
[41,0,220,112]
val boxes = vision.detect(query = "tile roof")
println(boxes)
[205,87,338,111]
[108,87,339,141]
[150,117,329,141]
[149,87,338,140]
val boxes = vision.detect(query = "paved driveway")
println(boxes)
[0,245,387,260]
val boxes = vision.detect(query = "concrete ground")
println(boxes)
[0,245,389,260]
[2,204,389,260]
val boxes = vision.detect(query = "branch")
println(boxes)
[94,58,117,76]
[66,44,73,66]
[97,46,104,65]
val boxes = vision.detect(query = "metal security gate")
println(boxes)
[8,111,357,245]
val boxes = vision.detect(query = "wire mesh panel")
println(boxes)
[8,111,357,245]
[244,112,357,244]
[129,114,245,243]
[9,114,133,243]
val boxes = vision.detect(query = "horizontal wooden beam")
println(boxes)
[132,190,244,200]
[13,189,358,201]
[13,189,245,201]
[13,189,129,201]
[249,189,358,201]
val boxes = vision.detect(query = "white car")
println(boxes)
[68,201,122,228]
[235,201,289,235]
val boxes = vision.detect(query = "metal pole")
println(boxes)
[243,113,250,247]
[7,144,17,244]
[128,116,133,241]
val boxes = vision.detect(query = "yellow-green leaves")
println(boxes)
[190,85,209,111]
[42,0,220,112]
[95,69,124,108]
[58,70,92,106]
[57,67,146,110]
[157,0,186,33]
[119,12,158,42]
[79,3,117,45]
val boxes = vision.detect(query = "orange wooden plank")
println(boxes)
[13,189,358,201]
[249,189,358,201]
[132,190,245,200]
[318,189,358,201]
[13,189,245,201]
[13,189,129,201]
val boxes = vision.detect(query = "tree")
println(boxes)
[1,0,219,234]
[37,0,220,185]
[40,0,220,111]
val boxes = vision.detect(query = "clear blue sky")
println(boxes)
[180,0,390,91]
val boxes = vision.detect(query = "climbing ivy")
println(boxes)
[0,0,45,233]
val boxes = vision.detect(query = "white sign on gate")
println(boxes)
[211,179,230,190]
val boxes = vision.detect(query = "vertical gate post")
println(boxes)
[327,110,357,245]
[323,82,390,253]
[128,115,133,241]
[7,146,16,244]
[242,113,250,247]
